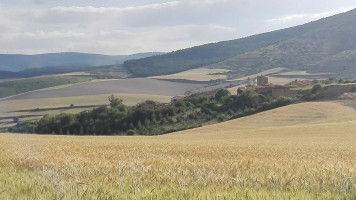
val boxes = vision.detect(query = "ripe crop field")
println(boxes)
[230,68,286,81]
[151,68,230,82]
[1,102,356,199]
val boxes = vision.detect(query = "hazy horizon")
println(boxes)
[1,0,355,55]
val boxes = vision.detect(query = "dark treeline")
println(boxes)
[11,90,293,135]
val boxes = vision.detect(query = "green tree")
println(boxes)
[108,95,125,111]
[215,88,231,101]
[311,83,322,94]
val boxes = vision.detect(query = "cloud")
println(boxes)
[0,25,230,54]
[0,0,355,54]
[27,0,243,28]
[266,8,352,25]
[51,1,182,13]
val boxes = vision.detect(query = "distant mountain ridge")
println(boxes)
[0,52,163,72]
[124,8,356,78]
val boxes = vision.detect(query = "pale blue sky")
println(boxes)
[0,0,355,54]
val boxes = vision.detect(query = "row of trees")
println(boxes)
[12,90,293,135]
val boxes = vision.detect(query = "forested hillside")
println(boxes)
[125,9,356,78]
[208,9,356,79]
[124,19,327,76]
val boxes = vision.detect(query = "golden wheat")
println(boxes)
[0,102,356,199]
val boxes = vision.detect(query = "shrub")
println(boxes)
[302,94,317,101]
[215,88,231,101]
[127,130,136,135]
[311,83,322,94]
[351,86,356,93]
[217,114,228,122]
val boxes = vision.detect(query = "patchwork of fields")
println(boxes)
[1,102,355,199]
[0,77,203,128]
[3,78,204,101]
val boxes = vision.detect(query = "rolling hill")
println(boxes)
[0,52,162,73]
[2,101,356,199]
[124,8,356,78]
[169,101,356,139]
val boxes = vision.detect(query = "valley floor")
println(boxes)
[1,102,356,199]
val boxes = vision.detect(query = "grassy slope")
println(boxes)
[1,102,356,199]
[169,102,356,138]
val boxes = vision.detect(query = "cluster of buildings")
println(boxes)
[237,76,338,98]
[171,75,343,103]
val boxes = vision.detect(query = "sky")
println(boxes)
[0,0,355,55]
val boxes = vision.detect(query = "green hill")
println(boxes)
[124,9,356,78]
[309,50,356,77]
[0,52,162,72]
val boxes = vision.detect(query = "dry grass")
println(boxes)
[230,68,285,81]
[276,71,329,76]
[266,77,298,85]
[1,102,356,199]
[0,93,171,112]
[151,68,230,81]
[54,72,91,76]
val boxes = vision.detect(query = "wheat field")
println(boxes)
[1,102,356,199]
[151,68,230,81]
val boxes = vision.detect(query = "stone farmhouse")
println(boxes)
[237,75,354,98]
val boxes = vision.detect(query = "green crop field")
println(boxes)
[1,102,355,199]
